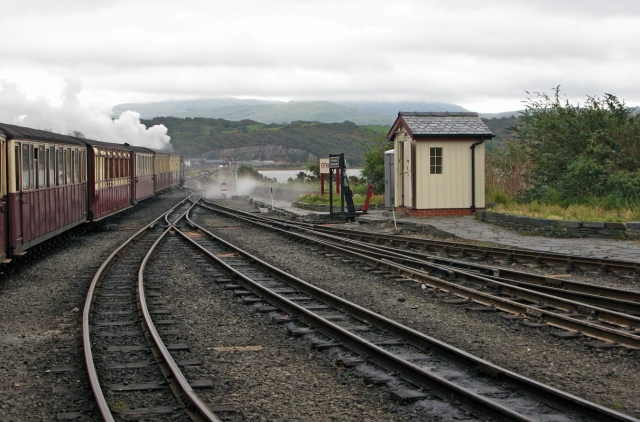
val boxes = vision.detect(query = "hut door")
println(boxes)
[403,139,412,207]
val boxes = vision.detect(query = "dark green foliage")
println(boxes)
[360,132,392,194]
[514,87,640,208]
[236,165,275,182]
[481,116,522,151]
[143,117,389,166]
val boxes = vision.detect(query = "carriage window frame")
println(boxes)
[65,148,71,184]
[80,150,86,182]
[58,148,65,185]
[37,145,46,189]
[48,146,55,187]
[73,149,79,183]
[22,143,31,191]
[14,144,20,192]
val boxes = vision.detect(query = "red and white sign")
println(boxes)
[319,158,330,174]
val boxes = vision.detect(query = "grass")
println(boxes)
[489,202,640,222]
[298,192,385,206]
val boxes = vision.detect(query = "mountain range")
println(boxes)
[114,98,517,125]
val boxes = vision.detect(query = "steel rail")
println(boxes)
[320,238,640,326]
[299,227,640,314]
[139,211,220,421]
[185,206,639,422]
[196,201,640,347]
[82,197,196,421]
[305,223,640,276]
[199,200,640,302]
[298,233,640,349]
[202,200,640,275]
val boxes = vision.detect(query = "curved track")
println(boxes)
[83,195,220,422]
[182,198,639,422]
[197,200,640,349]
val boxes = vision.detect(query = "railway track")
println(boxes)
[83,195,220,421]
[197,200,640,349]
[183,199,639,422]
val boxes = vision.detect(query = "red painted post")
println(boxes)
[320,174,325,195]
[362,183,374,213]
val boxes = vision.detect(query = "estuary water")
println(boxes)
[258,169,363,183]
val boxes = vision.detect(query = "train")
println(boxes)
[0,122,184,263]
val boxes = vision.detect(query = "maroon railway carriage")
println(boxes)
[145,148,181,194]
[168,152,182,189]
[0,123,88,262]
[78,139,133,221]
[129,145,155,203]
[150,148,171,193]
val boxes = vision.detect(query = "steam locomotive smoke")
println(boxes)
[0,79,172,151]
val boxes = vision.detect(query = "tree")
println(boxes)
[360,131,391,194]
[514,87,640,207]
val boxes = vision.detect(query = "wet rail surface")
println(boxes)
[82,195,220,422]
[182,199,639,422]
[197,200,640,350]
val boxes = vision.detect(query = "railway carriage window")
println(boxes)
[48,147,55,186]
[96,156,103,183]
[74,150,79,183]
[22,144,31,190]
[37,145,46,188]
[58,149,65,185]
[15,145,20,191]
[430,147,443,175]
[66,148,72,184]
[80,151,86,182]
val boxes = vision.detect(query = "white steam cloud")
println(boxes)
[0,79,172,151]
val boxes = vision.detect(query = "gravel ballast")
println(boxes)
[193,198,640,419]
[1,192,639,421]
[0,191,188,421]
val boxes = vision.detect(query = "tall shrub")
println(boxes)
[514,88,640,207]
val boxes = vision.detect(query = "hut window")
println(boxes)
[430,147,442,174]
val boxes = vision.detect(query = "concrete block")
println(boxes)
[604,222,626,229]
[625,222,640,230]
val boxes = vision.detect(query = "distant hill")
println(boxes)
[145,117,389,166]
[115,98,468,125]
[478,110,523,119]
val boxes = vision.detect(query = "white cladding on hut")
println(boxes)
[388,112,493,216]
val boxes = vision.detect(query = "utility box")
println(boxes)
[384,149,395,209]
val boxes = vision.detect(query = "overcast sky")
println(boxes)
[2,0,640,114]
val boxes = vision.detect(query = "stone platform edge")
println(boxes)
[476,210,640,240]
[292,201,387,212]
